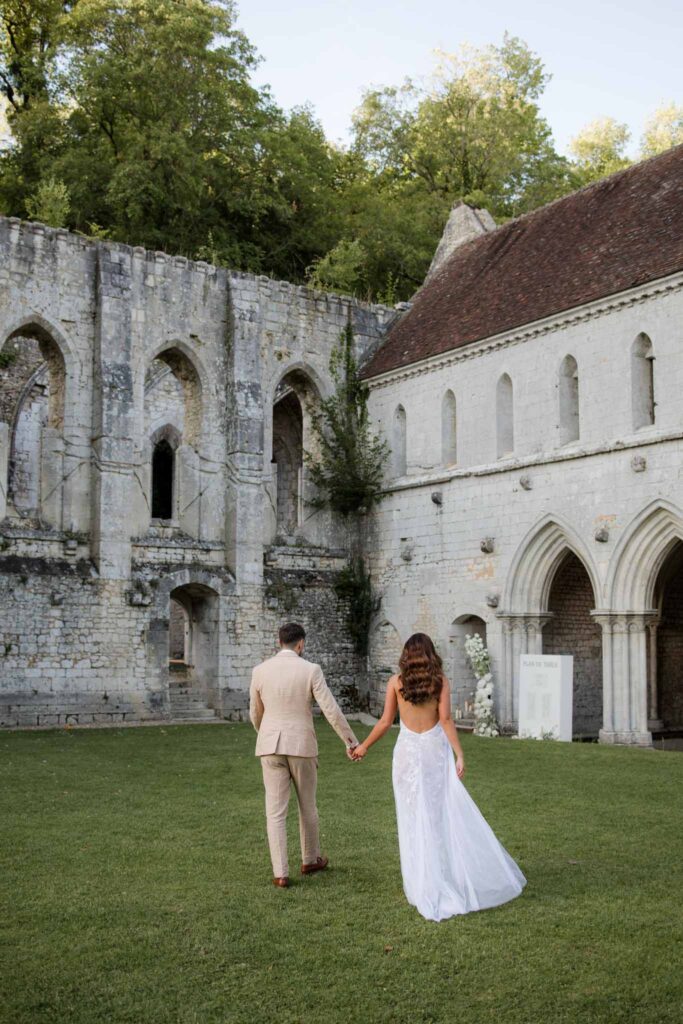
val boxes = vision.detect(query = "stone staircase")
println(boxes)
[168,665,221,723]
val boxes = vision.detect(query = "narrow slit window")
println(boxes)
[152,439,174,519]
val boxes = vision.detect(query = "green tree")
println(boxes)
[640,103,683,158]
[568,117,632,185]
[306,238,366,294]
[307,319,389,516]
[351,35,571,220]
[24,174,69,224]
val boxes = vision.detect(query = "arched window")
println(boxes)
[441,390,457,465]
[151,439,174,519]
[496,374,514,458]
[272,388,303,536]
[393,404,407,476]
[559,355,579,444]
[2,325,67,526]
[631,334,655,429]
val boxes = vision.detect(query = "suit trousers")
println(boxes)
[260,754,320,878]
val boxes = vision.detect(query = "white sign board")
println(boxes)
[518,654,573,741]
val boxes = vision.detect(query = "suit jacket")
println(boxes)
[249,649,359,757]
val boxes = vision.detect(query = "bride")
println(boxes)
[352,632,526,922]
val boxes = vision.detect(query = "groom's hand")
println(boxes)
[346,745,358,761]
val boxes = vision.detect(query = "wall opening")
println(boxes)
[144,349,203,534]
[559,354,580,445]
[1,326,66,525]
[653,541,683,732]
[449,615,486,721]
[169,596,190,664]
[441,390,457,466]
[543,551,602,738]
[272,388,304,537]
[631,333,655,430]
[151,439,175,520]
[496,374,514,458]
[167,583,219,702]
[392,404,407,476]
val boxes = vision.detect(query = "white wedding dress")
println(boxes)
[392,721,526,922]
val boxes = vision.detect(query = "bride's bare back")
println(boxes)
[352,656,465,778]
[391,674,441,732]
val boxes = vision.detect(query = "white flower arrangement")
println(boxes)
[463,633,500,738]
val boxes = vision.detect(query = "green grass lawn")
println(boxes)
[1,723,682,1024]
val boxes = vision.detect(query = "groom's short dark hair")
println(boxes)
[279,622,306,646]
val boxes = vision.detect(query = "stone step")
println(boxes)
[170,708,218,720]
[168,716,224,725]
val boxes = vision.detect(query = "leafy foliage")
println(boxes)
[568,117,632,185]
[24,175,70,225]
[307,320,389,517]
[334,556,380,657]
[0,13,680,303]
[640,104,683,158]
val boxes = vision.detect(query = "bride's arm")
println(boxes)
[439,677,465,778]
[351,677,398,759]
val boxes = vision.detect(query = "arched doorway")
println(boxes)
[269,369,321,543]
[167,583,219,715]
[449,615,486,721]
[653,541,683,734]
[543,551,602,738]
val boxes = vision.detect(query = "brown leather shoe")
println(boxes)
[273,876,290,888]
[301,856,329,876]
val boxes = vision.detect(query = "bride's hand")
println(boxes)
[352,743,368,761]
[456,757,465,779]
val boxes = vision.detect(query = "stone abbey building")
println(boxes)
[2,145,683,746]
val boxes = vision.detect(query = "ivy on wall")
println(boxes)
[307,320,389,517]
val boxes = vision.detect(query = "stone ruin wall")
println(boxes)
[0,216,395,727]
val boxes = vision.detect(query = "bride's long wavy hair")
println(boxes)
[398,633,444,705]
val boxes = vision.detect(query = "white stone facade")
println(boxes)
[364,271,683,746]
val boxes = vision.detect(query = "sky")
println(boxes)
[235,0,682,156]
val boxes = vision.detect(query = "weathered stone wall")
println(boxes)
[0,215,393,726]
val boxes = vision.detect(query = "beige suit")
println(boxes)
[250,649,358,877]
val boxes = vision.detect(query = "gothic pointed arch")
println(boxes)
[503,514,601,614]
[0,317,76,526]
[606,499,683,611]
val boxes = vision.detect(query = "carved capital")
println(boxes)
[590,609,658,634]
[496,611,554,635]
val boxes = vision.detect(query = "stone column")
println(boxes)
[263,462,277,545]
[496,612,553,731]
[592,611,654,747]
[0,421,9,520]
[91,246,135,579]
[646,617,663,732]
[40,426,64,529]
[177,444,200,538]
[225,276,267,586]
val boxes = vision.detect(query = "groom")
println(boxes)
[249,622,359,888]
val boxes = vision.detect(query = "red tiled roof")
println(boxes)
[362,145,683,379]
